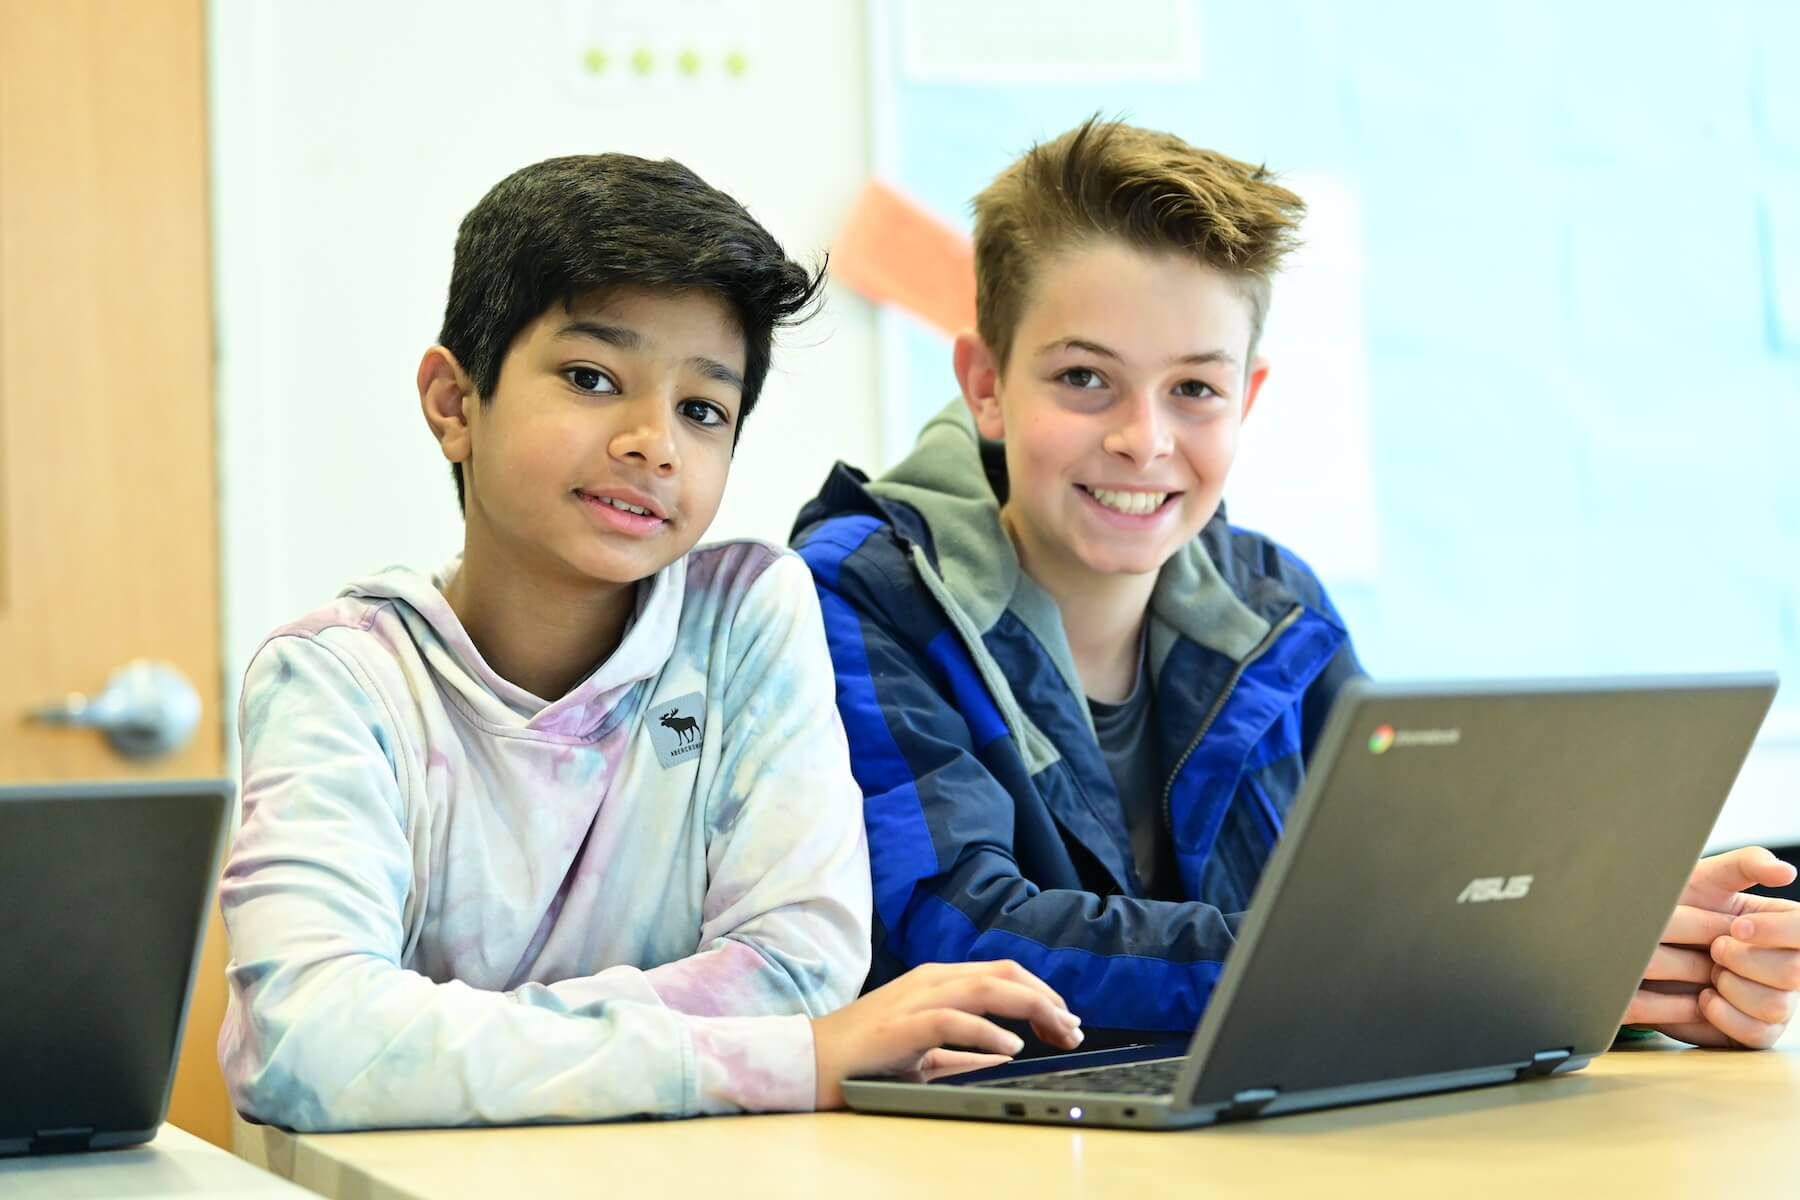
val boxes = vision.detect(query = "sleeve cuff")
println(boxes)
[685,1013,818,1114]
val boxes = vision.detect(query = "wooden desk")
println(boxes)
[236,1031,1800,1200]
[0,1124,310,1199]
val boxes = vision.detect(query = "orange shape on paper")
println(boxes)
[832,180,976,337]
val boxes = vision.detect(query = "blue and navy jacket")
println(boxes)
[792,401,1364,1039]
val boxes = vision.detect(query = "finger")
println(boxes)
[1682,848,1797,907]
[1639,978,1701,996]
[1028,1015,1085,1049]
[1732,895,1800,920]
[1660,904,1736,946]
[1622,986,1703,1026]
[1710,962,1800,1026]
[972,959,1070,1013]
[915,1009,1028,1058]
[1713,935,1800,989]
[1640,943,1714,985]
[936,978,1072,1036]
[1728,909,1800,951]
[1698,986,1788,1050]
[931,976,1083,1049]
[916,1049,1013,1081]
[1636,1020,1739,1048]
[886,964,1083,1048]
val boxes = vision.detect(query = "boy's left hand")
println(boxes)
[1627,847,1800,1048]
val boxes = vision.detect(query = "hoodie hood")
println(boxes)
[339,554,686,741]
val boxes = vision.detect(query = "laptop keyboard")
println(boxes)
[977,1057,1184,1096]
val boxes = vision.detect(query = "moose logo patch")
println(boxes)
[647,691,706,769]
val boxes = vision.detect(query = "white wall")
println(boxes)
[1712,743,1800,852]
[209,0,879,727]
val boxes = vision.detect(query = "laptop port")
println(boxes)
[1003,1103,1025,1117]
[1123,1107,1137,1118]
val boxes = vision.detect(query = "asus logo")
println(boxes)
[1457,875,1533,903]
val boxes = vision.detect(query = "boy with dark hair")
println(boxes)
[795,119,1800,1050]
[219,153,1080,1132]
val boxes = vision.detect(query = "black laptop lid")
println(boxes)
[0,779,230,1153]
[1184,676,1776,1109]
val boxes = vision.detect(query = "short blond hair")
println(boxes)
[972,116,1305,369]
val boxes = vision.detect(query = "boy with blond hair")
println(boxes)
[795,118,1800,1050]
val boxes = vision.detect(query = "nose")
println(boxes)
[1102,389,1172,467]
[609,397,680,476]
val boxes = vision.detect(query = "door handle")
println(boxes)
[25,660,202,760]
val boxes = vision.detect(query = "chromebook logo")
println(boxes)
[1369,725,1462,753]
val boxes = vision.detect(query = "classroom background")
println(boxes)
[3,0,1796,1154]
[211,0,1800,848]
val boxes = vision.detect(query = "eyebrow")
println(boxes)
[554,319,746,393]
[687,357,745,392]
[1037,337,1240,371]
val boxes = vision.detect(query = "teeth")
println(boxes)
[598,496,653,517]
[1085,487,1167,516]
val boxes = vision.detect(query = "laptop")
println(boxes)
[845,674,1778,1129]
[0,779,232,1156]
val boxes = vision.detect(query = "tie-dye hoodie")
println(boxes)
[218,540,871,1131]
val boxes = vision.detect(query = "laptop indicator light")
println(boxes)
[1068,1106,1084,1120]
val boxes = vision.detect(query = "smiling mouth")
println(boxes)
[574,488,670,530]
[594,495,653,517]
[1077,485,1179,516]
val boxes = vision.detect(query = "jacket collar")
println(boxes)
[866,400,1279,685]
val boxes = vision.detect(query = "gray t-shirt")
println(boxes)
[1087,638,1177,899]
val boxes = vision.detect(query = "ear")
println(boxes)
[1240,355,1272,425]
[418,346,475,465]
[954,330,1006,441]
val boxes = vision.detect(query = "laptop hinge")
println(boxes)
[1518,1047,1573,1079]
[30,1127,95,1154]
[1217,1087,1280,1121]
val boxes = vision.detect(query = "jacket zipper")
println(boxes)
[1160,604,1304,840]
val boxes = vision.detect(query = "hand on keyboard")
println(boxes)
[811,959,1085,1108]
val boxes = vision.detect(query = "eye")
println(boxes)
[1056,367,1105,390]
[565,366,619,394]
[680,399,730,428]
[1173,379,1218,400]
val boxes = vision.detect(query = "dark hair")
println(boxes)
[438,153,825,509]
[973,116,1305,371]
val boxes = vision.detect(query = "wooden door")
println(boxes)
[0,0,230,1147]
